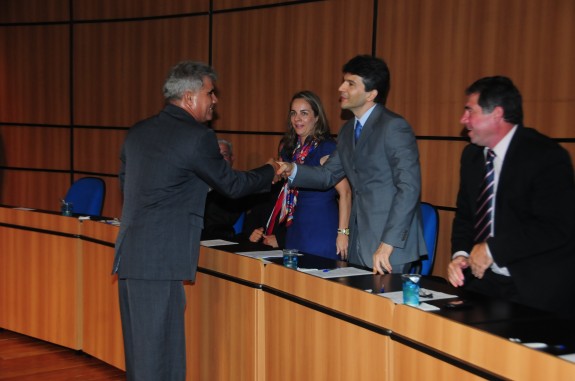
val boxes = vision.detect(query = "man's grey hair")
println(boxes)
[163,61,217,101]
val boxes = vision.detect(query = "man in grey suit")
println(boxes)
[278,55,426,274]
[112,61,277,381]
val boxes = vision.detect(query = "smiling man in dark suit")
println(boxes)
[112,61,277,381]
[448,76,575,317]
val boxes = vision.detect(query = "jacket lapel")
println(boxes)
[337,119,355,167]
[354,104,383,154]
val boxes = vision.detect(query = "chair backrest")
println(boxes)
[64,177,106,216]
[419,202,439,275]
[233,211,246,235]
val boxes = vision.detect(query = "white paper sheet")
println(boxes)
[235,250,285,259]
[200,239,238,247]
[559,353,575,363]
[298,267,373,278]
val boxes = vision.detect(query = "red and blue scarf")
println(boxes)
[265,138,319,234]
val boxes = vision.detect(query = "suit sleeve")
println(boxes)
[292,148,346,189]
[191,129,274,198]
[490,146,575,266]
[119,142,126,193]
[380,118,422,247]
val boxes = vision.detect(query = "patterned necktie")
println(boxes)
[474,149,496,243]
[354,120,363,143]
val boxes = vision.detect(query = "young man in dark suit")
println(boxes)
[113,61,278,380]
[448,76,575,317]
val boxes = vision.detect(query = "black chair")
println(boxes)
[63,177,106,216]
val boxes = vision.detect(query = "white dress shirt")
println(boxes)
[453,125,519,276]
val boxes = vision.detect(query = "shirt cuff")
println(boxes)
[452,250,469,259]
[288,163,298,182]
[452,244,493,260]
[485,243,493,259]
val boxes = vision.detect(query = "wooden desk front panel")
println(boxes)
[264,291,391,381]
[0,226,80,349]
[0,207,80,235]
[198,247,265,285]
[186,271,264,381]
[390,341,484,380]
[264,264,395,328]
[392,305,575,380]
[81,219,119,243]
[264,264,394,380]
[81,240,125,370]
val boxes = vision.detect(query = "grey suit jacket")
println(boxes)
[293,104,426,268]
[112,104,274,281]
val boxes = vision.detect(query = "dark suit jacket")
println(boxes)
[293,104,427,268]
[201,191,249,241]
[452,126,575,314]
[236,180,287,248]
[113,104,274,281]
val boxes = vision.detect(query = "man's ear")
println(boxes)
[185,90,197,108]
[492,106,504,120]
[366,89,378,102]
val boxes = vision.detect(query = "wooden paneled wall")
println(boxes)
[1,0,573,278]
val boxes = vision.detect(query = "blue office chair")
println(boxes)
[233,211,246,235]
[63,177,106,216]
[411,202,439,275]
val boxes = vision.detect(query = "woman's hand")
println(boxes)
[336,234,349,259]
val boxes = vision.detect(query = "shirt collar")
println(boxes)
[489,125,518,160]
[356,104,377,127]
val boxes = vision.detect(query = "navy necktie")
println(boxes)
[474,149,496,243]
[354,120,363,143]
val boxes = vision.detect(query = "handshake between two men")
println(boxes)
[265,159,295,184]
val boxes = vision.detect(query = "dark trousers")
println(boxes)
[118,278,187,381]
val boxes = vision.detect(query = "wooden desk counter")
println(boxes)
[81,218,119,243]
[0,206,80,236]
[187,246,266,381]
[3,210,574,381]
[264,263,395,328]
[80,219,124,370]
[0,207,81,349]
[263,263,395,381]
[391,304,575,380]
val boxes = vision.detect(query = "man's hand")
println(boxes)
[265,159,281,183]
[276,161,295,179]
[249,227,264,243]
[447,256,469,287]
[262,234,279,248]
[373,242,394,274]
[468,242,493,279]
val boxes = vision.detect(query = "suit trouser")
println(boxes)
[118,278,187,381]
